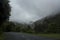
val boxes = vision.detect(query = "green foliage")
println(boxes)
[34,13,60,33]
[1,21,33,33]
[2,13,60,34]
[0,0,11,35]
[0,0,11,25]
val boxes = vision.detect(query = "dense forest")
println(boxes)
[34,12,60,33]
[1,12,60,34]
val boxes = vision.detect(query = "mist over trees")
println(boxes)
[0,0,60,34]
[1,12,60,34]
[34,12,60,33]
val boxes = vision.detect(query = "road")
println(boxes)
[4,32,59,40]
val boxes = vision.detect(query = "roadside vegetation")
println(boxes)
[33,33,60,39]
[0,33,4,40]
[2,12,60,39]
[22,33,60,39]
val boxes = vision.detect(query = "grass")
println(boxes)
[0,35,2,40]
[0,35,3,40]
[33,33,60,39]
[0,33,4,40]
[22,33,60,39]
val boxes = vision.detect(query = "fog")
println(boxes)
[9,0,60,23]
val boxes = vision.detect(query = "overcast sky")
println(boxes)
[9,0,60,23]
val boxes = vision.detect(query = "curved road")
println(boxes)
[4,32,59,40]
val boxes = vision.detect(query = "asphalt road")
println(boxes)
[4,32,59,40]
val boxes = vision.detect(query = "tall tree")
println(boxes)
[0,0,11,25]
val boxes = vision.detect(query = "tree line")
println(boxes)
[34,12,60,33]
[0,0,60,34]
[2,21,33,33]
[1,12,60,34]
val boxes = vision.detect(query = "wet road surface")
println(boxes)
[4,32,60,40]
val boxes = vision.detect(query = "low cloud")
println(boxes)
[9,0,60,23]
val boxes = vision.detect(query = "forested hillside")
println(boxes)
[34,12,60,33]
[2,12,60,34]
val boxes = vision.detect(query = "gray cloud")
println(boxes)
[9,0,60,23]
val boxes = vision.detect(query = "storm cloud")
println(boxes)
[9,0,60,23]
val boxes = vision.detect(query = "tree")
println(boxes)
[0,0,11,25]
[0,0,11,33]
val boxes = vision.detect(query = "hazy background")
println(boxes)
[9,0,60,24]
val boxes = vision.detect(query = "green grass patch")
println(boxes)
[33,33,60,39]
[0,33,4,40]
[23,32,60,39]
[0,35,3,40]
